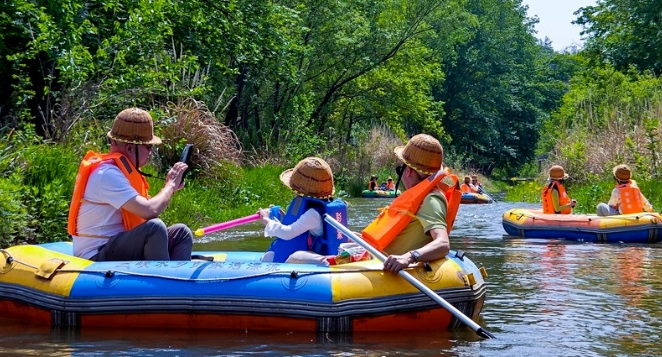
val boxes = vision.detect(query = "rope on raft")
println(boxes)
[510,211,661,224]
[0,248,391,282]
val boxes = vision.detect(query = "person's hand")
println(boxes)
[382,253,412,274]
[166,162,188,191]
[571,199,577,208]
[257,208,271,225]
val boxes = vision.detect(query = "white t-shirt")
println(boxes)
[72,162,139,259]
[264,208,323,240]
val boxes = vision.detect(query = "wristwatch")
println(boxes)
[410,250,421,263]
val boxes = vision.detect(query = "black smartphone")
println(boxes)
[178,144,193,185]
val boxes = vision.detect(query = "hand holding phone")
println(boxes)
[178,144,193,186]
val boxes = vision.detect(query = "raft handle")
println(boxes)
[290,271,299,279]
[105,270,115,278]
[455,250,465,261]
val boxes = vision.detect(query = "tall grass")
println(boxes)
[155,98,244,178]
[543,66,662,183]
[330,125,404,197]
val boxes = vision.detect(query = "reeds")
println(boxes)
[548,69,662,183]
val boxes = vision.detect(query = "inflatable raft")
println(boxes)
[502,208,662,243]
[0,242,487,332]
[361,189,401,198]
[460,192,493,204]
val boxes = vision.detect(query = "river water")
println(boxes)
[1,197,661,356]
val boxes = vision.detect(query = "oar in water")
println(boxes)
[323,213,495,339]
[194,214,260,236]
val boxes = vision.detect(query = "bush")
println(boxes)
[0,175,30,247]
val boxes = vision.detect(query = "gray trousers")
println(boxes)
[596,203,619,216]
[94,218,193,261]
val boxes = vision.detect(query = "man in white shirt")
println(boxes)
[69,108,193,261]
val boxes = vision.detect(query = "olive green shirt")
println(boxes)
[383,190,448,255]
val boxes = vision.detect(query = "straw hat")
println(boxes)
[548,165,569,180]
[107,108,162,145]
[280,157,334,199]
[393,134,443,175]
[387,177,393,181]
[471,175,478,180]
[613,164,631,181]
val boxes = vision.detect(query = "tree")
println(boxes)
[433,0,566,175]
[575,0,662,73]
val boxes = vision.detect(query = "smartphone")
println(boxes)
[178,144,194,185]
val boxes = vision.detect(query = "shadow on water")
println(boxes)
[2,197,662,356]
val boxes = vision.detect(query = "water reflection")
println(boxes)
[1,198,662,356]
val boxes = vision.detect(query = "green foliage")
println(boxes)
[0,174,29,247]
[434,0,567,176]
[0,136,78,245]
[504,181,543,203]
[575,0,662,74]
[544,64,662,183]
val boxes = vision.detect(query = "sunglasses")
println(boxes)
[395,164,405,176]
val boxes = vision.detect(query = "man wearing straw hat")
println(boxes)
[596,164,653,216]
[68,108,193,261]
[377,134,459,274]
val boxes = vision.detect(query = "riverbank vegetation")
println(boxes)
[2,0,662,246]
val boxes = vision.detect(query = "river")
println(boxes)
[1,197,661,356]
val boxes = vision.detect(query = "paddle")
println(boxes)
[477,186,497,203]
[323,213,495,339]
[194,214,260,236]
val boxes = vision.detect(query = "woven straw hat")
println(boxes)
[548,165,569,180]
[613,164,631,181]
[280,157,334,199]
[471,175,478,180]
[107,108,162,145]
[393,134,443,175]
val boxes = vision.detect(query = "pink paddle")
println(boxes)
[194,213,260,236]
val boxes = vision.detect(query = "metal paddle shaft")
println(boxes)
[323,214,495,339]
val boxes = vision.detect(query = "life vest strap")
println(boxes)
[75,233,111,239]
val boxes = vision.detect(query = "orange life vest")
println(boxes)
[68,151,149,236]
[460,183,476,193]
[386,181,395,190]
[362,168,461,251]
[617,182,643,214]
[542,181,571,214]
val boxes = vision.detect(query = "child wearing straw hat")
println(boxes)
[596,164,653,216]
[68,108,193,261]
[258,157,349,264]
[375,134,460,274]
[541,165,577,214]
